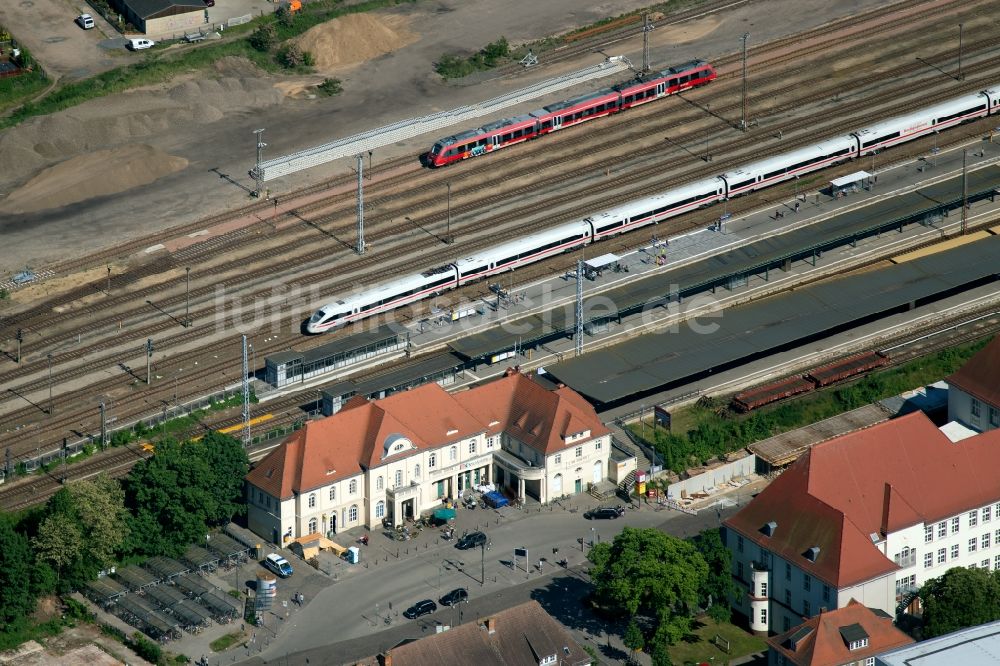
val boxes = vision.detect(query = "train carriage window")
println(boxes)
[463,265,489,277]
[502,132,513,142]
[668,79,679,88]
[541,120,553,130]
[732,178,755,190]
[862,131,900,149]
[764,168,786,180]
[936,105,983,124]
[597,219,626,233]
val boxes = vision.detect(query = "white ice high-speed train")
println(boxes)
[306,85,1000,334]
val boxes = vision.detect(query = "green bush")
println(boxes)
[248,23,278,52]
[435,37,511,79]
[0,288,9,300]
[277,43,305,68]
[317,78,342,96]
[128,632,162,663]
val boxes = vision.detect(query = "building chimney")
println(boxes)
[380,652,392,666]
[486,616,497,635]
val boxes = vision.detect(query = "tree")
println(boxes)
[197,432,250,524]
[69,475,130,568]
[650,640,673,666]
[248,23,277,52]
[0,517,36,626]
[588,527,708,643]
[623,619,644,664]
[689,528,734,622]
[278,43,305,68]
[275,5,295,27]
[920,567,1000,637]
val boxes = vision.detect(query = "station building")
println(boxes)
[244,370,632,544]
[946,336,1000,433]
[723,411,1000,635]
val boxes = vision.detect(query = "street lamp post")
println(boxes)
[480,541,485,586]
[46,353,53,415]
[184,267,191,327]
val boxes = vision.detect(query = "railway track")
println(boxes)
[1,0,992,454]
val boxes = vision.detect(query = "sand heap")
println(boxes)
[2,144,188,213]
[296,13,418,71]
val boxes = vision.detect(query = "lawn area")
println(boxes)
[210,631,246,652]
[669,617,766,665]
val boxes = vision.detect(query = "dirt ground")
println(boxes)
[0,0,889,274]
[0,624,151,666]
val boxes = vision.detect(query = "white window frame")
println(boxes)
[970,510,978,527]
[349,479,357,495]
[428,453,437,469]
[951,544,960,559]
[395,470,403,487]
[469,439,476,454]
[375,501,385,519]
[924,552,933,568]
[952,516,960,533]
[349,504,358,522]
[308,517,317,533]
[329,487,336,501]
[575,446,583,458]
[376,476,384,491]
[308,493,316,508]
[925,525,934,542]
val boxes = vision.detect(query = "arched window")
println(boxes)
[329,487,336,501]
[375,501,385,519]
[349,479,357,495]
[349,505,359,523]
[414,464,421,479]
[450,446,457,461]
[308,493,316,508]
[428,453,437,469]
[376,476,384,491]
[395,470,403,487]
[468,439,477,454]
[308,517,317,534]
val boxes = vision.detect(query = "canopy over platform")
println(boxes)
[584,253,621,270]
[830,170,872,192]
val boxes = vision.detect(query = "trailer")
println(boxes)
[733,376,815,412]
[806,352,888,387]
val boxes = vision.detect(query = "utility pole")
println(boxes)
[641,13,654,74]
[575,259,584,356]
[106,265,112,293]
[252,128,266,198]
[242,335,251,448]
[740,33,750,131]
[958,23,964,81]
[15,328,22,364]
[184,267,191,327]
[445,182,454,244]
[46,353,53,415]
[145,338,154,385]
[368,150,373,180]
[356,154,366,255]
[480,541,486,587]
[961,148,968,235]
[99,401,108,449]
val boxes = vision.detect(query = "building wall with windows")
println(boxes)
[245,371,621,544]
[724,412,1000,634]
[948,385,1000,433]
[946,336,1000,432]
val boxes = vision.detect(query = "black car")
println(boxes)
[455,531,488,550]
[584,506,625,520]
[403,599,437,619]
[440,588,468,606]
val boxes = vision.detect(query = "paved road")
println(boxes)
[212,485,759,666]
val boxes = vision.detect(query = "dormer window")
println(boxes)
[539,655,557,666]
[839,623,869,651]
[383,434,414,458]
[850,638,869,650]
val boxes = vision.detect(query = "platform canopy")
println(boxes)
[830,170,872,188]
[584,253,621,270]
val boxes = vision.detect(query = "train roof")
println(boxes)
[319,271,452,312]
[435,128,487,147]
[853,90,987,141]
[481,113,538,133]
[588,177,725,225]
[543,88,619,113]
[722,135,857,181]
[454,220,591,270]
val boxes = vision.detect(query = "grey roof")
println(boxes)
[877,619,1000,665]
[205,532,249,559]
[449,166,1000,363]
[547,235,1000,405]
[118,0,204,19]
[322,352,463,400]
[838,622,869,644]
[267,324,402,366]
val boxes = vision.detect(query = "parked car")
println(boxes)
[403,599,437,619]
[439,588,468,606]
[584,506,625,520]
[262,553,293,578]
[75,14,95,29]
[455,531,488,550]
[126,38,155,51]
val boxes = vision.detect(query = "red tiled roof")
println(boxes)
[246,372,609,498]
[455,372,610,454]
[947,336,1000,408]
[725,412,1000,587]
[767,600,913,666]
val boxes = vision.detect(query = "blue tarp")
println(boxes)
[483,491,509,508]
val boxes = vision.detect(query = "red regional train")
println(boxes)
[425,59,717,167]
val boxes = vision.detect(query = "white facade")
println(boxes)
[248,429,617,546]
[729,499,1000,634]
[948,385,1000,433]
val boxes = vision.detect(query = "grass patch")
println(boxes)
[0,64,50,115]
[210,631,245,652]
[669,617,766,665]
[638,336,992,473]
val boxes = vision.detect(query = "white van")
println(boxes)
[126,38,155,51]
[76,14,95,29]
[263,553,293,578]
